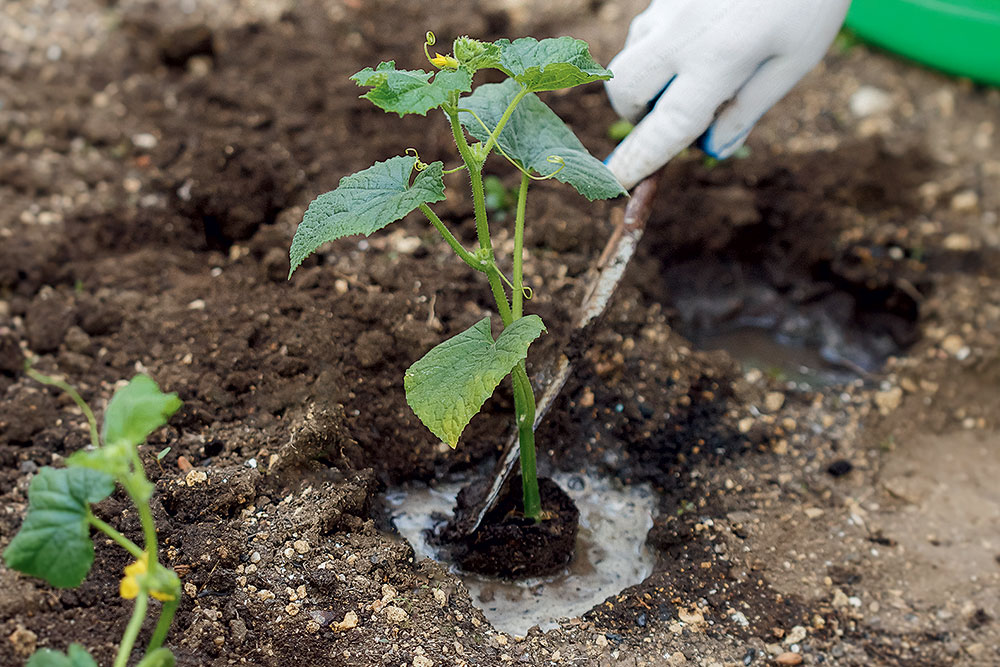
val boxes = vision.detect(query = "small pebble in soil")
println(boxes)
[775,652,803,666]
[783,625,807,646]
[743,648,757,665]
[764,391,785,413]
[333,611,358,631]
[383,606,408,624]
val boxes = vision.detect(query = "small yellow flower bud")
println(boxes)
[119,552,176,601]
[430,53,459,69]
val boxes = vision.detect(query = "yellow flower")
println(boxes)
[430,53,459,69]
[120,552,175,601]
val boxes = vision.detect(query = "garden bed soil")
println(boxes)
[3,1,1000,666]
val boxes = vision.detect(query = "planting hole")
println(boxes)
[638,142,930,387]
[387,472,656,635]
[666,258,917,389]
[661,257,919,388]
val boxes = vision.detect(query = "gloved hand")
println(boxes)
[605,0,852,189]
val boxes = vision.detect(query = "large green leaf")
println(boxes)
[495,37,612,92]
[404,315,545,447]
[102,375,182,449]
[352,61,472,116]
[289,156,446,276]
[460,80,626,201]
[26,645,98,667]
[3,467,114,588]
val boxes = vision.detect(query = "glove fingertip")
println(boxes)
[698,122,753,160]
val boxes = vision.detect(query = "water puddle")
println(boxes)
[664,262,913,388]
[694,327,863,388]
[386,472,656,636]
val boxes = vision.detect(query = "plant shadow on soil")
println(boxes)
[2,1,985,665]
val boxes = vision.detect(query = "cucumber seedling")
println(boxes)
[4,369,183,667]
[288,33,624,520]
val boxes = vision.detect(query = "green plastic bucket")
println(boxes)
[845,0,1000,85]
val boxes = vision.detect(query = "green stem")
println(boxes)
[147,598,179,653]
[126,448,159,564]
[25,367,100,449]
[444,105,513,324]
[88,511,144,559]
[114,592,148,667]
[512,172,529,320]
[485,267,514,326]
[418,204,484,272]
[136,503,159,565]
[511,364,541,520]
[445,94,537,518]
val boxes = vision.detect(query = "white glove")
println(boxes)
[605,0,851,189]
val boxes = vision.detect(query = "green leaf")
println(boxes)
[404,315,545,447]
[67,442,133,479]
[460,80,626,200]
[289,156,446,275]
[3,467,114,588]
[26,644,98,667]
[102,375,182,449]
[495,37,612,92]
[136,648,176,667]
[352,61,472,116]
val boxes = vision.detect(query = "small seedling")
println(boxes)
[289,33,624,520]
[4,367,183,667]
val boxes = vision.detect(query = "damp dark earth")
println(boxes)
[2,1,1000,666]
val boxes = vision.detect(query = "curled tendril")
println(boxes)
[423,31,459,69]
[522,285,534,300]
[497,269,516,292]
[457,107,566,181]
[536,155,565,180]
[406,147,429,172]
[423,32,436,66]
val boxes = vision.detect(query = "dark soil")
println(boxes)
[438,476,579,578]
[3,0,999,665]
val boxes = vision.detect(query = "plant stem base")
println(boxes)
[436,476,578,578]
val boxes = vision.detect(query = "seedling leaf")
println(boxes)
[352,61,472,116]
[67,442,133,480]
[495,37,612,92]
[404,315,545,446]
[26,644,98,667]
[289,156,446,275]
[102,375,182,449]
[460,80,626,200]
[3,467,114,588]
